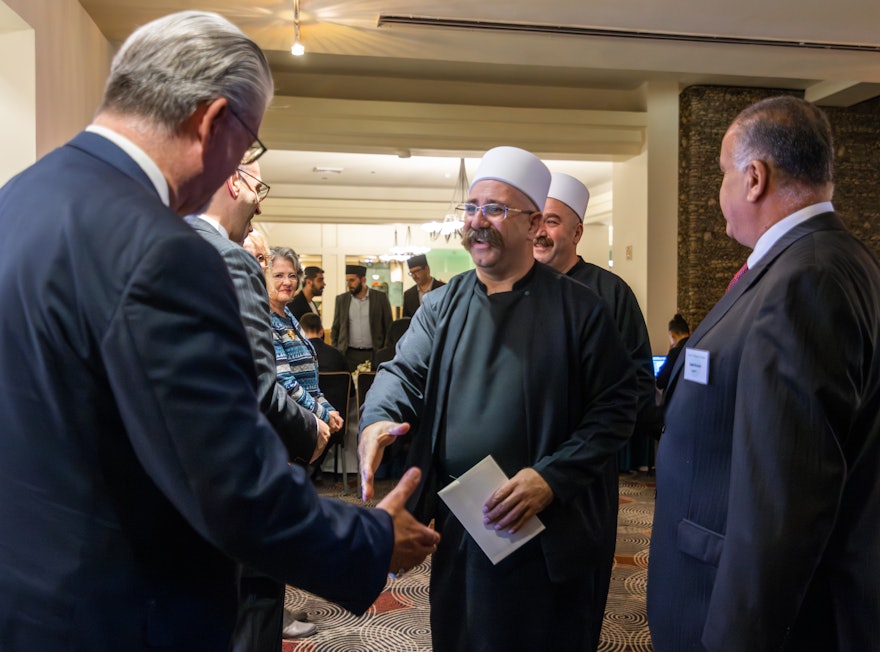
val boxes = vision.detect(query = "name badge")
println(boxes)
[684,348,710,385]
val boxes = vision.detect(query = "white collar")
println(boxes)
[748,202,834,268]
[85,124,170,207]
[192,214,229,240]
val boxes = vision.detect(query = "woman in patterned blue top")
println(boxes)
[267,246,343,434]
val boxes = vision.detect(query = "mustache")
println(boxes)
[462,226,504,249]
[533,236,554,248]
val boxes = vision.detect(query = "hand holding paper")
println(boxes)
[439,456,546,565]
[482,467,553,534]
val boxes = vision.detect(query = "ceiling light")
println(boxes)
[422,158,467,242]
[291,0,305,56]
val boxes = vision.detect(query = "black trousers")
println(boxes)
[429,504,598,652]
[231,569,285,652]
[345,347,373,371]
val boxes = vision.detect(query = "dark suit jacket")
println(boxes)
[402,277,445,317]
[309,337,349,372]
[330,288,392,353]
[648,212,880,651]
[0,131,393,651]
[288,291,318,321]
[186,216,316,464]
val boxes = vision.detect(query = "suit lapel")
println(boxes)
[665,212,844,400]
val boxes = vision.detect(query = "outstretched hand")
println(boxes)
[359,420,410,501]
[376,467,440,574]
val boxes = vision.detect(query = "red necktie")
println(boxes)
[726,262,749,292]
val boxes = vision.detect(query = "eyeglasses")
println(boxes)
[237,167,270,202]
[272,272,300,281]
[408,267,425,277]
[456,203,536,221]
[228,106,267,165]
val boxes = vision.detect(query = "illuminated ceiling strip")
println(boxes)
[377,15,880,53]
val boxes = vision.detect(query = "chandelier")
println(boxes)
[422,158,468,242]
[380,226,430,263]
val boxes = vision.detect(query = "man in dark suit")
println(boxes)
[0,12,438,651]
[648,96,880,651]
[289,266,325,320]
[330,264,393,370]
[403,254,445,317]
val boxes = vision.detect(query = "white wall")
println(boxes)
[611,150,649,321]
[0,3,34,185]
[2,0,110,160]
[644,82,680,354]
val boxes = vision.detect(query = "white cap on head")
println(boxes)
[547,173,590,223]
[469,146,551,210]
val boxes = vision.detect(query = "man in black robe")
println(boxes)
[359,146,638,651]
[534,171,658,649]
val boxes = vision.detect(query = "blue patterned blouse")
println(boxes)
[270,307,334,423]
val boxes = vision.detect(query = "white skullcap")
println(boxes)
[469,146,551,210]
[547,173,590,223]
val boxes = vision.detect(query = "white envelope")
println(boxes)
[438,455,546,564]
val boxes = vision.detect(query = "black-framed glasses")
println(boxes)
[228,106,267,165]
[408,267,425,277]
[237,167,270,202]
[456,203,536,221]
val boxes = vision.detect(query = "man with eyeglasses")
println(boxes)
[360,146,638,651]
[403,254,445,318]
[187,162,330,647]
[0,11,438,651]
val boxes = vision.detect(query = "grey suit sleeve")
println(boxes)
[223,246,317,465]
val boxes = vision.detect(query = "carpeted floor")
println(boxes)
[283,473,655,651]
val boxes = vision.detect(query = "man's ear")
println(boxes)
[745,159,769,202]
[226,175,240,199]
[528,210,543,236]
[572,222,584,245]
[195,97,229,149]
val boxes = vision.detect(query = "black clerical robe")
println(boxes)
[362,263,638,580]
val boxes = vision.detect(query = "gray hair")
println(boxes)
[731,96,833,189]
[269,246,304,285]
[100,11,274,132]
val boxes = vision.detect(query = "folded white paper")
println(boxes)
[438,455,545,564]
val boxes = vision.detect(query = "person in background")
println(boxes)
[268,247,344,441]
[289,266,325,320]
[648,96,880,651]
[403,254,445,317]
[0,10,439,651]
[359,146,637,652]
[533,170,657,647]
[186,164,328,647]
[299,312,349,373]
[331,264,393,370]
[655,313,690,392]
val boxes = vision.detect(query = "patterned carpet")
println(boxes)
[283,473,655,652]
